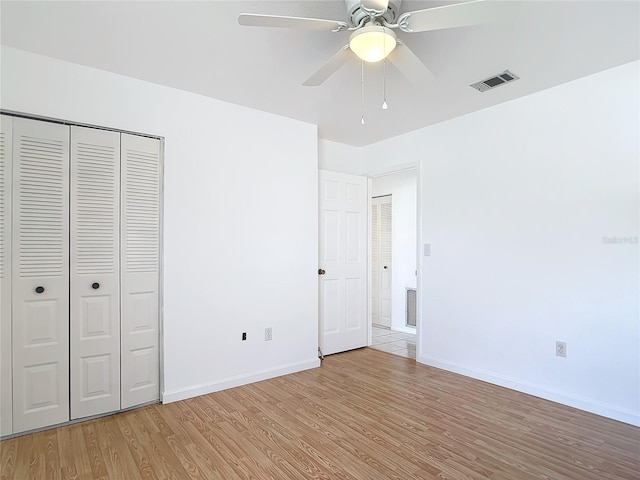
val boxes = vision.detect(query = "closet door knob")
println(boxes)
[318,269,326,275]
[92,282,100,290]
[35,286,45,294]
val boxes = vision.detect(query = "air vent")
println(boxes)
[470,70,519,92]
[406,288,416,328]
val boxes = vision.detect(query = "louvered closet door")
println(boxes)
[70,126,121,419]
[11,117,70,433]
[372,196,392,328]
[121,133,160,408]
[0,115,13,436]
[379,197,392,327]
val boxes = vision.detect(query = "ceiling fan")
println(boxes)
[238,0,516,86]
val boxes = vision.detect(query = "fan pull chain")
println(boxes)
[382,31,388,110]
[382,58,388,110]
[361,60,365,125]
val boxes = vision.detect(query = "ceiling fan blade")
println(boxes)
[387,41,435,83]
[397,0,518,33]
[303,45,352,86]
[238,13,348,32]
[361,0,389,15]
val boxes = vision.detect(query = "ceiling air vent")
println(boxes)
[470,70,519,92]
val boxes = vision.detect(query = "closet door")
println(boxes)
[70,126,121,419]
[0,115,13,436]
[11,118,69,433]
[371,196,392,328]
[120,133,160,408]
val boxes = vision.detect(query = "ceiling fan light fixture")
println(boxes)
[349,25,397,63]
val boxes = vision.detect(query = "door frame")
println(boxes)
[366,168,419,356]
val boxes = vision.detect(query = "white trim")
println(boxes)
[415,161,423,361]
[368,166,417,179]
[161,358,321,404]
[367,177,373,347]
[0,109,162,140]
[364,162,418,178]
[418,356,640,427]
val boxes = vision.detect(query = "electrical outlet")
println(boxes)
[265,327,272,341]
[242,332,247,341]
[556,341,566,357]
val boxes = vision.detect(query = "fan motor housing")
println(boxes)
[345,0,402,26]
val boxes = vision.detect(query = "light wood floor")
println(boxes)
[1,348,638,480]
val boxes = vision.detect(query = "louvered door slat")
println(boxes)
[11,117,70,433]
[0,115,13,435]
[121,133,160,409]
[70,126,121,420]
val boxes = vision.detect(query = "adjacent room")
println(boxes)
[0,1,638,479]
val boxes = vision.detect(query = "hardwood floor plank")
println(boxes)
[2,348,638,479]
[81,423,108,480]
[58,425,89,479]
[164,434,210,480]
[25,433,45,480]
[0,434,18,480]
[115,412,160,480]
[42,429,61,480]
[92,415,141,480]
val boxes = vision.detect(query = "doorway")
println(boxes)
[368,170,417,359]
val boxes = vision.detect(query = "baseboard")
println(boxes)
[418,355,640,427]
[161,358,321,404]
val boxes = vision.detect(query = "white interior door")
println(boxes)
[318,170,367,356]
[11,117,70,433]
[120,133,160,409]
[372,196,392,328]
[0,115,13,436]
[70,126,121,419]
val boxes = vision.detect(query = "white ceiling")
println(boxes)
[1,1,638,147]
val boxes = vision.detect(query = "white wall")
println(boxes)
[0,46,320,403]
[317,137,418,178]
[361,141,418,177]
[363,61,640,426]
[318,139,363,175]
[371,170,417,333]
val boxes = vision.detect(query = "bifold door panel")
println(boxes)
[120,133,160,409]
[70,126,122,420]
[11,117,70,433]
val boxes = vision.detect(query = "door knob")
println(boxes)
[318,269,326,275]
[35,286,45,294]
[92,282,100,290]
[383,266,388,269]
